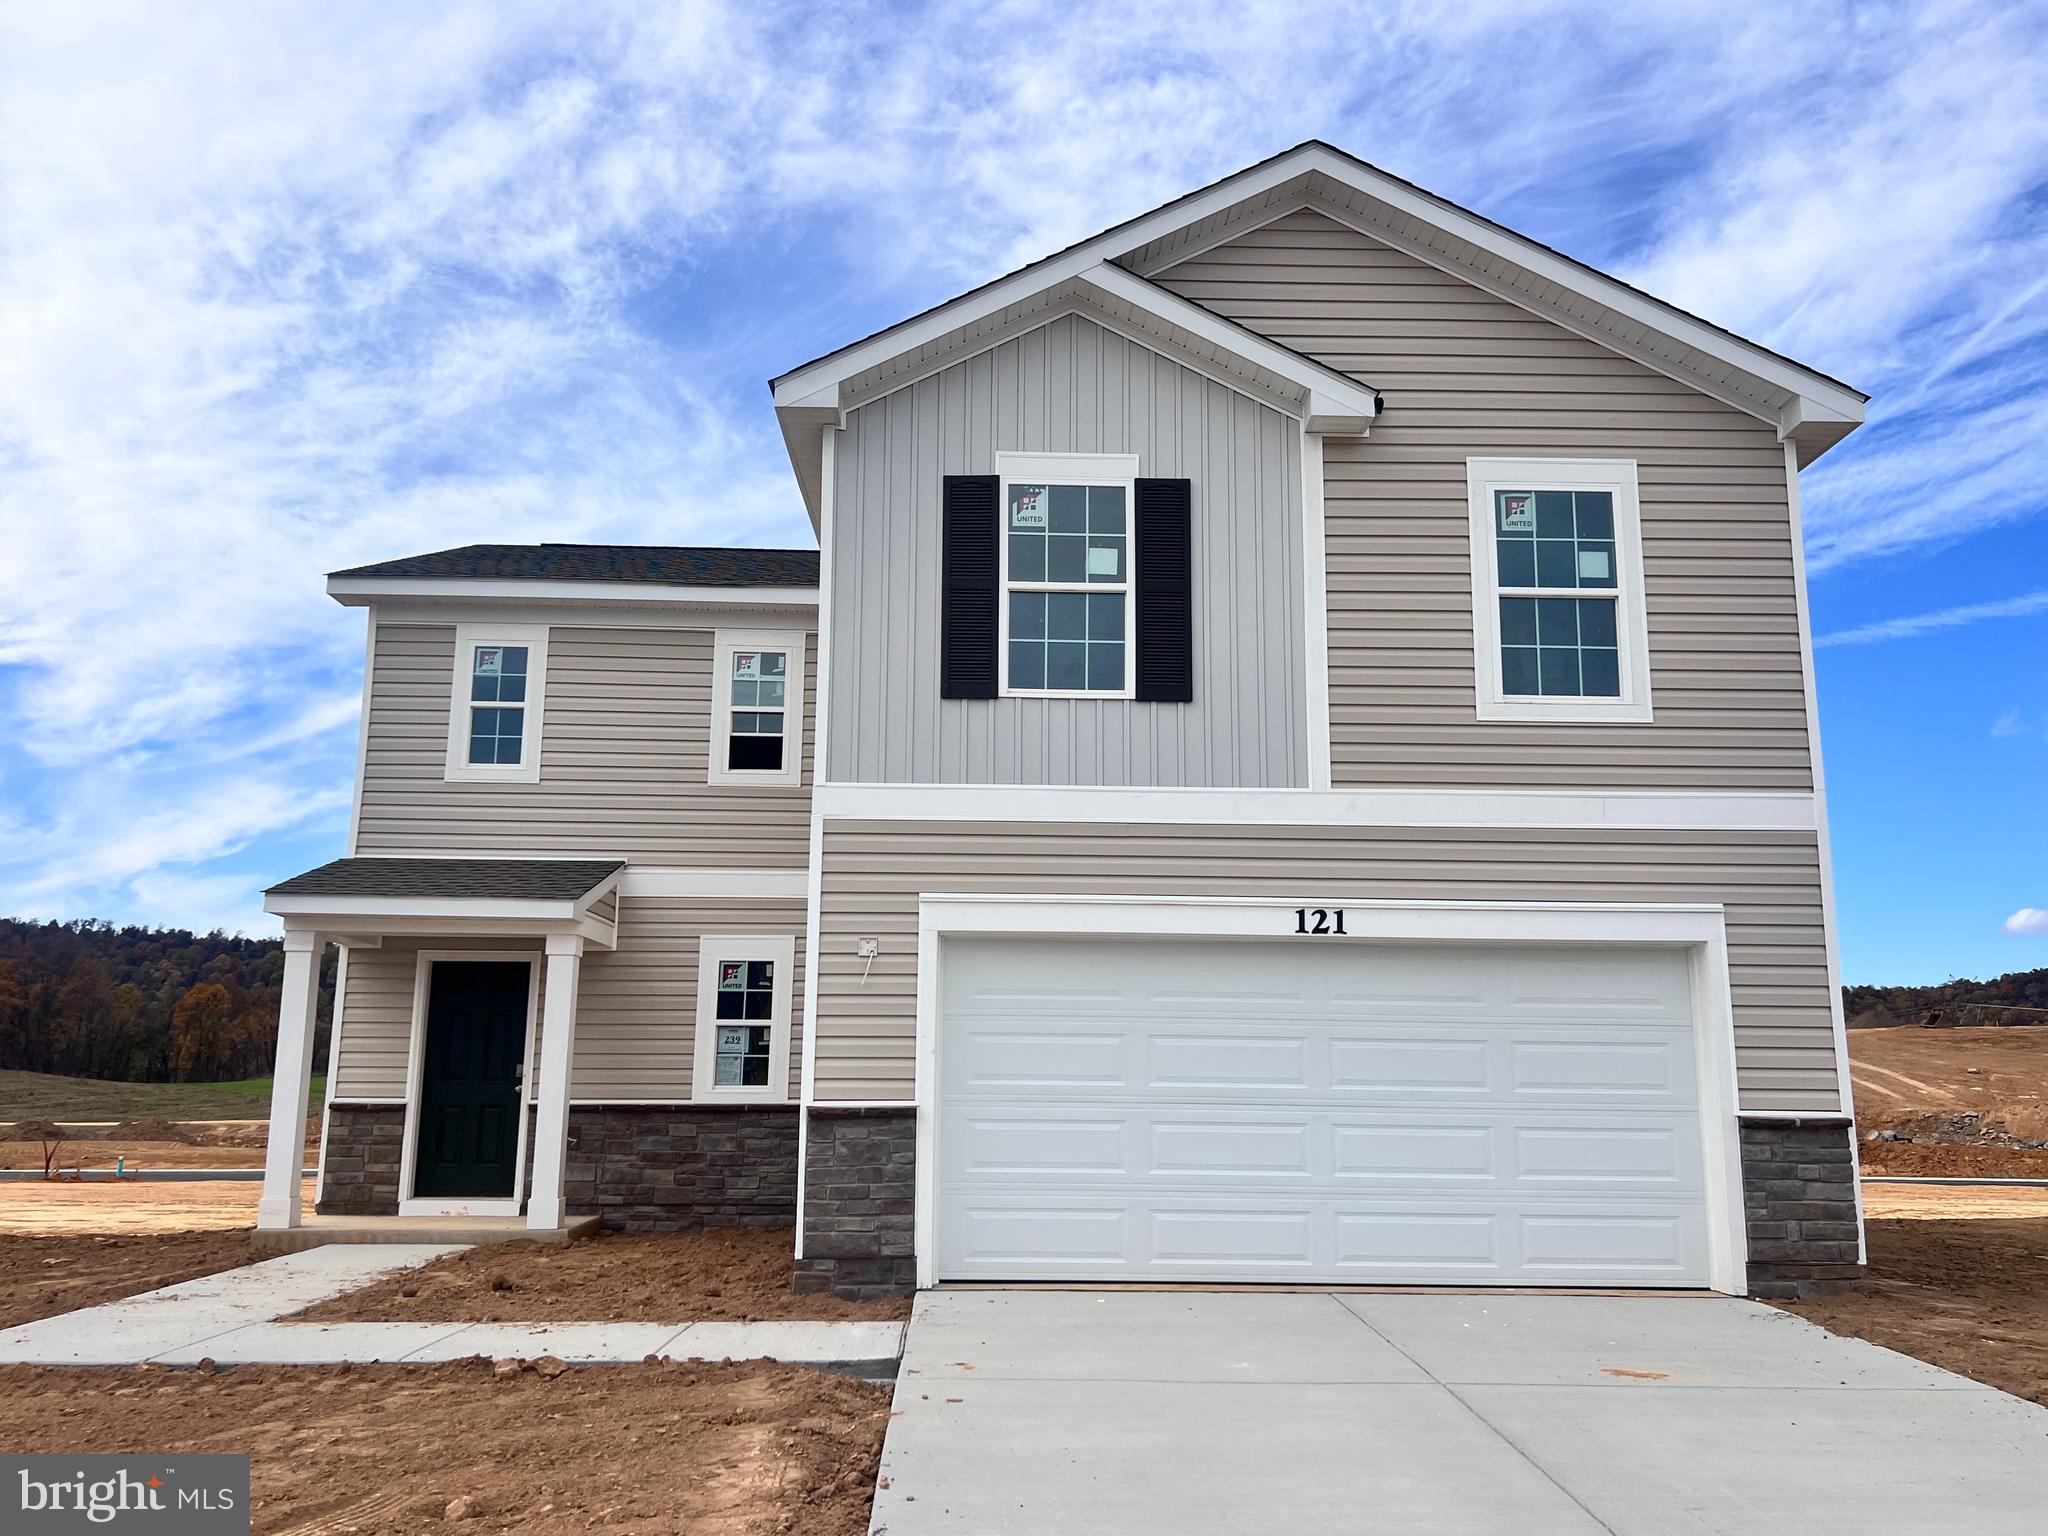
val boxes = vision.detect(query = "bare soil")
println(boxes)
[1780,1217,2048,1407]
[298,1227,912,1324]
[0,1358,888,1536]
[0,1140,272,1171]
[0,1231,258,1329]
[1858,1140,2048,1178]
[0,1178,311,1236]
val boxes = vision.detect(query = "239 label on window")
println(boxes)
[1292,907,1347,935]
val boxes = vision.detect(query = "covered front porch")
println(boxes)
[259,857,624,1236]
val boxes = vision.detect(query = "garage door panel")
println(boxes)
[937,939,1714,1286]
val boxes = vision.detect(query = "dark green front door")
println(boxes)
[413,961,530,1199]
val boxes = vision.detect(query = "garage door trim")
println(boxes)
[911,896,1748,1294]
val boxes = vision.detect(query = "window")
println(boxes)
[692,934,795,1102]
[997,452,1138,697]
[443,624,548,781]
[709,630,806,786]
[1466,458,1652,723]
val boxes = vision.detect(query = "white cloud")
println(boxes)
[1992,707,2026,738]
[1,2,2045,927]
[2006,909,2048,935]
[1814,588,2048,647]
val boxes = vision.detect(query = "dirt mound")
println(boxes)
[298,1226,912,1325]
[1861,1140,2048,1179]
[0,1119,76,1143]
[105,1118,195,1144]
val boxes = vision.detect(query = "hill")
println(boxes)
[0,918,334,1088]
[1844,966,2048,1030]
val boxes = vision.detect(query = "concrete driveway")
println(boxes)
[869,1290,2048,1535]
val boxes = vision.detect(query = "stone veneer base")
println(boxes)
[315,1103,800,1231]
[1739,1116,1865,1299]
[793,1107,916,1300]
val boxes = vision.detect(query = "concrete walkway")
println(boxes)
[870,1290,2048,1535]
[0,1245,905,1371]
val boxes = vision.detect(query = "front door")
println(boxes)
[413,960,531,1199]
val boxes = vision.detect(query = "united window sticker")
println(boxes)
[1497,491,1535,533]
[1010,484,1048,530]
[719,960,745,990]
[732,652,761,681]
[474,646,503,675]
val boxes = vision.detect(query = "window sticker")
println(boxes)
[719,960,744,990]
[1010,485,1048,530]
[1498,492,1535,534]
[1578,550,1612,582]
[1086,545,1121,577]
[474,646,503,675]
[732,652,760,681]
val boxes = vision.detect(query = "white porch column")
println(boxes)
[258,928,323,1229]
[527,933,584,1230]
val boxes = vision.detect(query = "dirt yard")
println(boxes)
[1780,1217,2048,1407]
[0,1358,888,1536]
[298,1227,912,1324]
[0,1177,312,1236]
[1850,1025,2048,1153]
[0,1231,258,1329]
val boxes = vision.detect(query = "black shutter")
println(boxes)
[940,475,1000,699]
[1134,477,1193,702]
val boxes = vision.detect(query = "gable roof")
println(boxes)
[771,140,1866,520]
[325,543,819,609]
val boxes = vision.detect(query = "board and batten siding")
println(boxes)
[828,311,1306,787]
[812,819,1840,1112]
[353,623,814,864]
[329,898,807,1103]
[1154,209,1815,790]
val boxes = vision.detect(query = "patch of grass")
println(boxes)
[0,1070,325,1124]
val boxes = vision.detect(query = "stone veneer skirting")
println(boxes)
[315,1102,800,1229]
[793,1107,916,1300]
[317,1103,407,1215]
[1738,1117,1864,1298]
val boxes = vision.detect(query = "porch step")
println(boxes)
[251,1213,601,1252]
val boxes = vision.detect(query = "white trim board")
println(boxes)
[618,868,809,900]
[814,782,1818,831]
[908,893,1750,1295]
[1300,430,1333,792]
[331,577,818,609]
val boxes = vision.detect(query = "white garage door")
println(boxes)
[937,937,1713,1286]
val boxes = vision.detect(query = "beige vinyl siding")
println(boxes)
[1154,209,1814,790]
[813,818,1839,1112]
[567,896,807,1102]
[328,902,808,1104]
[354,624,814,864]
[329,937,538,1101]
[829,310,1306,787]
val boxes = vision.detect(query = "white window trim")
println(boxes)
[1466,457,1653,724]
[443,623,549,782]
[709,629,807,787]
[691,933,796,1103]
[995,450,1140,701]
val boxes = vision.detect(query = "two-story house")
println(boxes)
[259,142,1866,1302]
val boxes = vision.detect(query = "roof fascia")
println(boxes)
[326,576,819,609]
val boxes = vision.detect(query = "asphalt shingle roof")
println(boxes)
[329,544,819,588]
[266,858,625,902]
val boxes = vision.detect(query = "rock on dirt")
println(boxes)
[444,1495,480,1521]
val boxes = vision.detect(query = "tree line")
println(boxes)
[0,918,334,1085]
[1843,965,2048,1030]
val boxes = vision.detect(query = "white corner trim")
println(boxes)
[796,424,841,1260]
[313,942,349,1205]
[443,623,549,784]
[1466,457,1653,724]
[616,868,809,900]
[813,781,1817,832]
[908,892,1749,1296]
[1301,430,1332,791]
[395,950,542,1218]
[709,628,808,788]
[691,933,797,1105]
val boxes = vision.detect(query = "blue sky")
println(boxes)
[0,1,2043,986]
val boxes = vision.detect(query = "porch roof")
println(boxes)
[262,858,624,949]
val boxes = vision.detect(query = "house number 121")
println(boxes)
[1293,907,1347,935]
